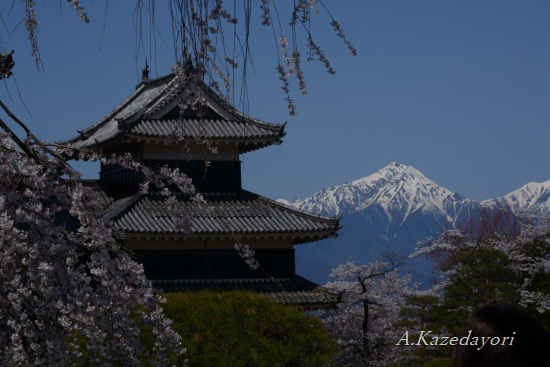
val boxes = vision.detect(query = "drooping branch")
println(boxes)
[0,98,83,180]
[11,1,356,116]
[0,115,37,160]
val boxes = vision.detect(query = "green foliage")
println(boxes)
[387,358,452,367]
[413,211,550,334]
[397,295,440,331]
[394,295,450,366]
[402,213,550,366]
[435,247,520,334]
[160,291,339,367]
[420,358,453,367]
[396,211,550,367]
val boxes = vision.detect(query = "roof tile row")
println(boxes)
[108,191,340,241]
[131,118,282,140]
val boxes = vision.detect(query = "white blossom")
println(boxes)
[0,129,187,366]
[321,258,413,367]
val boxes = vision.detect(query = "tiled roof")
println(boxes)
[131,119,283,140]
[61,75,175,149]
[153,276,339,309]
[105,190,340,242]
[60,72,285,151]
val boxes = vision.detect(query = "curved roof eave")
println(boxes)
[57,72,286,150]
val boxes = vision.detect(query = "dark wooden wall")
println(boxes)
[135,249,295,279]
[100,159,241,197]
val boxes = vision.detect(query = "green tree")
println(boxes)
[412,210,550,336]
[434,246,520,335]
[394,294,448,366]
[159,291,339,367]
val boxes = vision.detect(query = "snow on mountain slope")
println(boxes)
[481,180,550,217]
[284,162,478,227]
[284,162,550,286]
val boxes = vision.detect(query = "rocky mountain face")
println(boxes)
[283,162,550,286]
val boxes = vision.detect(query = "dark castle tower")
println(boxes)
[61,65,340,309]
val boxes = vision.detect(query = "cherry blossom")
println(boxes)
[321,258,414,367]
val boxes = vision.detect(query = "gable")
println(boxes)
[162,104,224,120]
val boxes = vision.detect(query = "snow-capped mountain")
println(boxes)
[481,181,550,217]
[281,162,478,227]
[285,162,550,286]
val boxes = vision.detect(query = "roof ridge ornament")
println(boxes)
[183,48,192,69]
[76,129,89,139]
[141,59,150,82]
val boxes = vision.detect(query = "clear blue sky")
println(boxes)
[1,1,549,202]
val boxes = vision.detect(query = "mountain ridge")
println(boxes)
[482,180,550,217]
[281,162,550,223]
[286,162,550,286]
